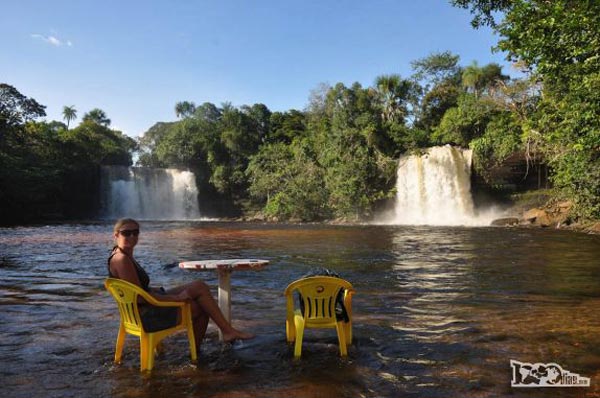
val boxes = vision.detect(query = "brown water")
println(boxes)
[1,222,599,398]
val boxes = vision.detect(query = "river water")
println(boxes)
[1,222,599,398]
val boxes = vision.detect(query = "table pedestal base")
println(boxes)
[217,269,232,341]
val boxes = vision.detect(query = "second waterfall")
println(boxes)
[391,145,495,226]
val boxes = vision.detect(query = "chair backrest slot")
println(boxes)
[126,303,136,325]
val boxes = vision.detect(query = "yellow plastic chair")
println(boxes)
[104,278,197,371]
[284,276,355,358]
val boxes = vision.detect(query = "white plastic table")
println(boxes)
[179,259,268,340]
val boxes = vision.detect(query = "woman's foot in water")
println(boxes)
[222,329,255,343]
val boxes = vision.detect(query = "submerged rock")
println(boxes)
[586,222,600,234]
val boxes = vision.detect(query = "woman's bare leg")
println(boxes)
[192,310,209,349]
[168,280,254,342]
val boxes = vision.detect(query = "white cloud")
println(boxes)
[47,36,61,46]
[31,33,73,47]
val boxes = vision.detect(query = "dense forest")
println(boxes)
[1,0,598,225]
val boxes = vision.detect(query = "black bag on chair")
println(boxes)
[297,267,350,322]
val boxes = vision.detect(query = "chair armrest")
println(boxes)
[105,278,189,309]
[284,291,295,320]
[284,290,297,342]
[343,288,354,316]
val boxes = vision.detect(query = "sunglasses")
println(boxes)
[118,229,139,237]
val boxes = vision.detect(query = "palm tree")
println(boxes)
[461,61,484,97]
[82,108,111,126]
[374,74,412,123]
[174,101,196,119]
[462,62,508,98]
[62,105,77,129]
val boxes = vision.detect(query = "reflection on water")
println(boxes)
[1,222,600,397]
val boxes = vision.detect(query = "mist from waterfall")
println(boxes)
[100,166,202,220]
[380,145,500,226]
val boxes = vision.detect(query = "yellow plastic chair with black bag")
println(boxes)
[284,275,354,358]
[104,278,197,371]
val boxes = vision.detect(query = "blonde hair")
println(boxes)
[113,218,140,234]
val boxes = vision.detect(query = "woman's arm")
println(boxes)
[150,288,191,303]
[109,252,143,287]
[110,254,190,302]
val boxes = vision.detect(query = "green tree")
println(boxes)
[461,61,508,98]
[64,120,136,165]
[0,121,67,223]
[0,84,49,223]
[140,101,269,209]
[429,60,510,147]
[450,0,513,28]
[137,121,176,167]
[241,103,271,143]
[414,78,462,133]
[1,85,142,224]
[268,110,306,144]
[175,101,197,119]
[0,83,46,132]
[317,82,395,219]
[411,51,461,87]
[194,102,222,122]
[451,0,600,218]
[410,52,463,134]
[432,93,495,146]
[213,103,262,199]
[470,111,523,181]
[374,74,413,124]
[82,108,111,127]
[62,105,77,129]
[247,141,329,221]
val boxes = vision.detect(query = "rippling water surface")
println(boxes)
[1,222,599,397]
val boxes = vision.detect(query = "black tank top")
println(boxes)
[107,246,151,291]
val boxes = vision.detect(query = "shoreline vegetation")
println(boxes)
[1,1,599,229]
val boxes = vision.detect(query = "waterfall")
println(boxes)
[100,166,201,220]
[387,145,495,226]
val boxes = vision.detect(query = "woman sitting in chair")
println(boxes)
[107,218,254,350]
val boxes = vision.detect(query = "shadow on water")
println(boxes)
[1,222,600,397]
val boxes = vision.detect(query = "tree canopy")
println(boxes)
[452,0,600,218]
[0,83,46,131]
[0,85,135,224]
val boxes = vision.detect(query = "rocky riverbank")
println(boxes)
[226,190,600,234]
[491,191,600,234]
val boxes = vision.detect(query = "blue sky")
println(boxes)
[1,0,511,137]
